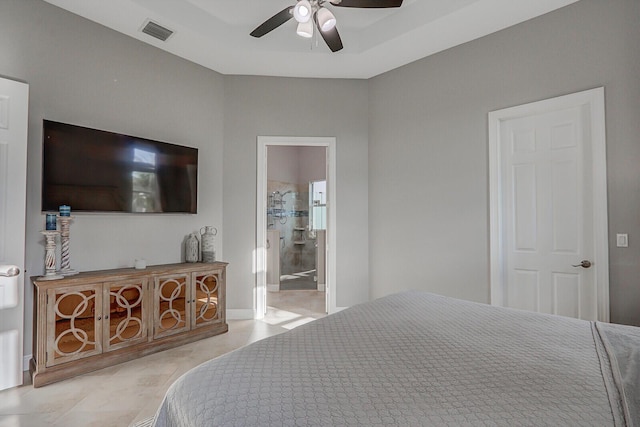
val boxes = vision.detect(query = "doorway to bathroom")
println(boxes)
[256,136,336,321]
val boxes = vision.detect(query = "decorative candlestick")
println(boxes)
[39,231,63,281]
[57,215,78,276]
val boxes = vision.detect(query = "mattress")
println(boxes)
[153,291,639,426]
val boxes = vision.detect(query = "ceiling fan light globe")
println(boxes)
[293,1,312,23]
[296,21,314,38]
[317,7,336,32]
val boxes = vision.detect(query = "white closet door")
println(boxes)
[500,106,596,319]
[0,77,29,390]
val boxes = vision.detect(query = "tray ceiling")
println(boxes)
[43,0,580,79]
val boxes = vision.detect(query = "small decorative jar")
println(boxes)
[200,226,217,263]
[185,233,199,263]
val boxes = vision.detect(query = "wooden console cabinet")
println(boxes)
[31,262,228,387]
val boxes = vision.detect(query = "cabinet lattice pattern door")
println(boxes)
[103,279,148,352]
[46,284,102,367]
[193,272,222,328]
[154,274,190,338]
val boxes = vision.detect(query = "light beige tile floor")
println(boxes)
[0,290,325,427]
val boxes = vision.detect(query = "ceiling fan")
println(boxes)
[250,0,403,53]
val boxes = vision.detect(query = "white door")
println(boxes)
[489,88,608,321]
[0,77,29,390]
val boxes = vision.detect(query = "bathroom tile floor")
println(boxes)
[0,290,326,427]
[279,270,318,291]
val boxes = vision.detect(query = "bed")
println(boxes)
[153,291,639,426]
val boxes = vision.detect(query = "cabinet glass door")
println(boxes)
[47,284,102,367]
[104,279,148,351]
[154,274,190,338]
[192,272,222,328]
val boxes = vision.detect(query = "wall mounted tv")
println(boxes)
[42,120,198,214]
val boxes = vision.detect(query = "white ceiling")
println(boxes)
[43,0,579,79]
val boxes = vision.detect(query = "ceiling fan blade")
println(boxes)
[250,6,294,38]
[314,13,343,52]
[330,0,402,7]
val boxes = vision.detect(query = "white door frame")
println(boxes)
[256,136,337,318]
[488,87,609,321]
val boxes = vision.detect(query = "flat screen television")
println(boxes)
[42,120,198,214]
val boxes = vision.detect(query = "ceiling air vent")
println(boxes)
[141,20,174,42]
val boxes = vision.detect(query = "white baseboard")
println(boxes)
[317,283,325,292]
[267,284,280,292]
[23,354,31,371]
[226,309,254,320]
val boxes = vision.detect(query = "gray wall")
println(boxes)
[299,146,327,184]
[3,0,638,367]
[1,1,370,356]
[368,0,640,325]
[268,146,301,184]
[267,146,327,185]
[0,0,225,355]
[223,76,370,310]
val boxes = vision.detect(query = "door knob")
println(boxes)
[572,260,592,268]
[0,266,20,277]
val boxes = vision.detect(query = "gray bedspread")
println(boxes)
[153,291,639,426]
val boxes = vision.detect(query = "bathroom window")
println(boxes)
[309,180,326,231]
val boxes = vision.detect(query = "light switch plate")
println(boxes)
[616,233,628,248]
